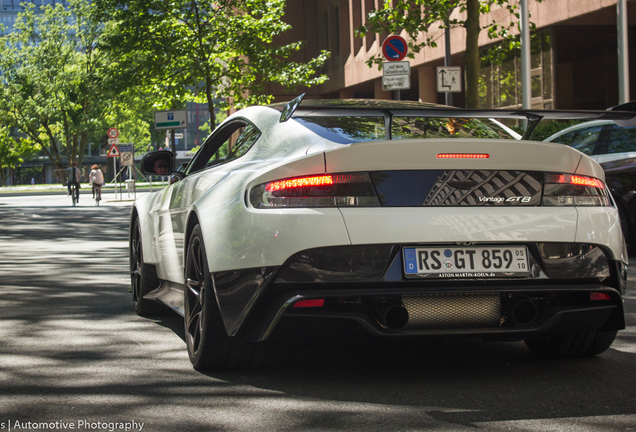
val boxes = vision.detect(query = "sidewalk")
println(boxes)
[0,180,169,194]
[0,184,70,193]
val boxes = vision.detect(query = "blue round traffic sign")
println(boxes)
[382,35,408,61]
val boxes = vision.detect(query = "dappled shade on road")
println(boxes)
[0,201,635,430]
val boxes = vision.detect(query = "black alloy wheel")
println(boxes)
[184,224,260,371]
[130,219,162,316]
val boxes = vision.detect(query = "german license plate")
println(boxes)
[403,246,530,278]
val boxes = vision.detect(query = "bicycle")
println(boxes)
[69,183,79,206]
[94,185,102,206]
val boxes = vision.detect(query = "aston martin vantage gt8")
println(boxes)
[129,95,635,370]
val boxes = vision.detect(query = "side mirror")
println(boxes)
[140,150,175,176]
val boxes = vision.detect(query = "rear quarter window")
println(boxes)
[549,125,604,155]
[607,126,636,154]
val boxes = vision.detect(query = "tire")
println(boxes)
[130,219,164,316]
[184,225,261,371]
[72,187,76,206]
[525,330,617,358]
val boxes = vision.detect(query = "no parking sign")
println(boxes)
[382,35,408,61]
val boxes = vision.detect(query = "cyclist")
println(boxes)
[66,162,81,203]
[89,164,104,200]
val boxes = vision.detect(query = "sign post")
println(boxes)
[381,35,408,61]
[381,35,410,99]
[119,144,135,199]
[107,127,119,140]
[154,110,188,157]
[436,66,462,94]
[382,61,411,92]
[107,142,120,199]
[119,144,134,167]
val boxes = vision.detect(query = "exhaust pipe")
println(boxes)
[511,299,537,325]
[376,302,409,330]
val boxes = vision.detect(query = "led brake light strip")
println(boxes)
[437,153,489,159]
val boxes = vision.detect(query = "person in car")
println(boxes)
[153,157,170,175]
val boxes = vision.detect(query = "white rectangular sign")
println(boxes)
[382,75,411,91]
[383,61,410,76]
[120,151,134,166]
[119,144,134,166]
[436,66,462,93]
[155,110,188,130]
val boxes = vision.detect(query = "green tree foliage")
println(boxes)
[96,0,330,126]
[0,0,119,171]
[104,95,157,154]
[479,31,550,109]
[357,0,541,108]
[0,125,38,186]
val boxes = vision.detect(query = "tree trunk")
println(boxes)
[463,0,480,108]
[78,132,88,166]
[205,75,216,128]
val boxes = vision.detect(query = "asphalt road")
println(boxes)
[0,193,635,432]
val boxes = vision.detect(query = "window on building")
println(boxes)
[479,31,553,110]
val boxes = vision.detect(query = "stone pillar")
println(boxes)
[374,79,391,99]
[418,67,438,103]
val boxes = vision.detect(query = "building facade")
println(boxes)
[269,0,635,111]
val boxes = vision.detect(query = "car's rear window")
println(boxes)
[294,117,386,144]
[295,116,515,144]
[392,117,514,140]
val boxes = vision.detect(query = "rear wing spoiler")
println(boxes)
[274,94,636,140]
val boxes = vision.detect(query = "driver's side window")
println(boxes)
[187,121,248,174]
[205,126,245,168]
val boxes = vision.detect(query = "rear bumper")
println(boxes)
[245,284,624,342]
[223,242,626,342]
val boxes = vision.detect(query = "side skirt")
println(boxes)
[144,281,186,316]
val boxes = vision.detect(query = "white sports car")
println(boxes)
[130,95,635,371]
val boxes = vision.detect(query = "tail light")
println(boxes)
[250,172,380,208]
[542,173,611,207]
